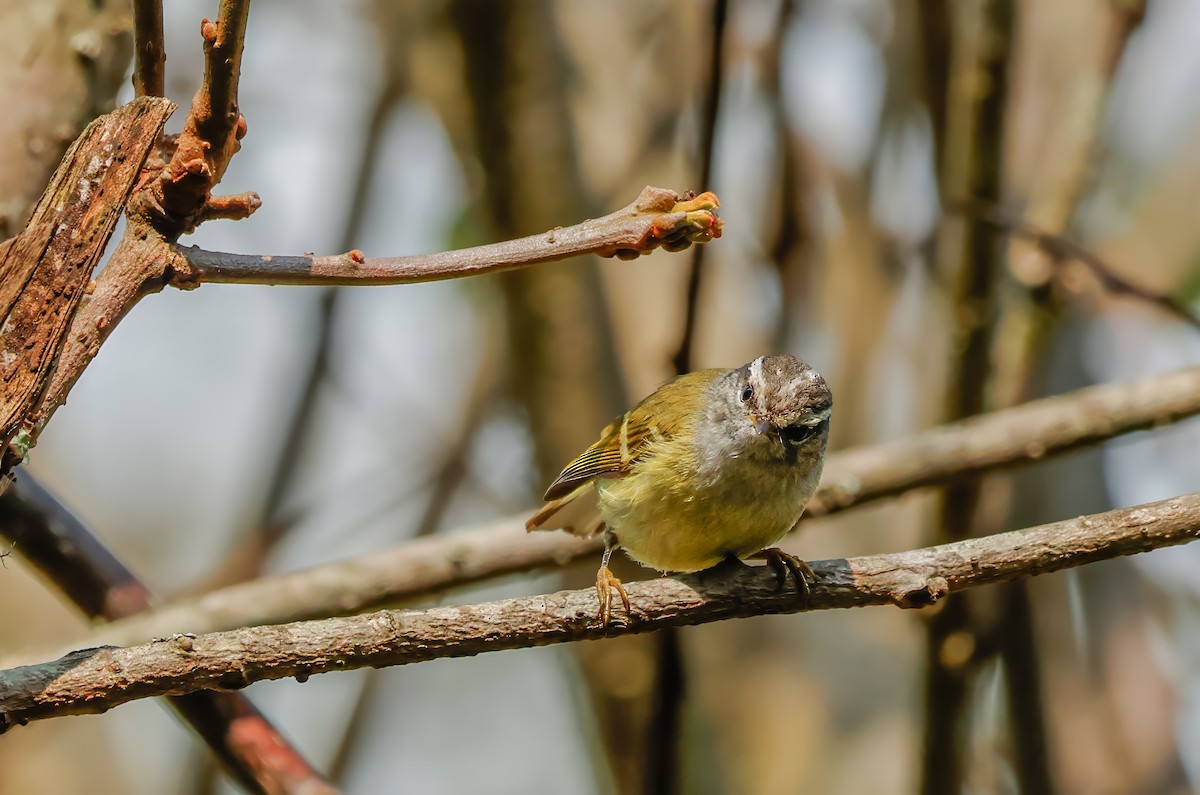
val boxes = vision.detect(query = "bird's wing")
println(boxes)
[539,368,719,501]
[526,410,668,537]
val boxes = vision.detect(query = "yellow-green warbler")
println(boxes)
[527,354,832,624]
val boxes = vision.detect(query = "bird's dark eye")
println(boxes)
[740,383,753,402]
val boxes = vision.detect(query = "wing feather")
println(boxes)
[540,369,721,500]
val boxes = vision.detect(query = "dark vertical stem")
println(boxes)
[916,0,951,166]
[132,0,166,97]
[989,8,1144,790]
[0,475,334,794]
[449,0,624,477]
[643,629,686,795]
[766,0,813,352]
[447,1,629,790]
[997,583,1054,794]
[672,0,729,376]
[921,1,1014,793]
[327,671,383,785]
[650,4,729,792]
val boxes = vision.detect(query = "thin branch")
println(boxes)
[43,363,1200,653]
[3,493,1199,729]
[958,200,1200,331]
[28,186,720,445]
[0,476,335,793]
[412,364,495,538]
[171,187,723,287]
[201,0,250,144]
[132,0,166,97]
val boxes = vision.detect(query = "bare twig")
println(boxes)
[412,364,496,538]
[171,187,722,287]
[958,200,1200,332]
[0,476,335,793]
[3,493,1199,729]
[42,364,1200,653]
[132,0,166,97]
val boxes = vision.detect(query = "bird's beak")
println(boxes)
[750,414,773,435]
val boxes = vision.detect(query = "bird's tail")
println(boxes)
[525,482,605,538]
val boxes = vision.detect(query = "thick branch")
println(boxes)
[0,97,175,461]
[61,364,1200,649]
[3,493,1198,729]
[132,0,166,97]
[170,187,723,287]
[29,221,185,437]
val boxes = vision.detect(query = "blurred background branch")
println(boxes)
[0,476,335,794]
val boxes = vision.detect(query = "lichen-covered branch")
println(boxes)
[171,187,723,286]
[2,493,1198,730]
[52,363,1200,651]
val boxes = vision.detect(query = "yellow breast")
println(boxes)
[595,436,819,572]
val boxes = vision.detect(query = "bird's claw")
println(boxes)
[754,547,817,600]
[595,566,630,627]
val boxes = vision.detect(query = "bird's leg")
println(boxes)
[595,530,630,627]
[752,547,817,600]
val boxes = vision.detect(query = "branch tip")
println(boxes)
[174,185,723,286]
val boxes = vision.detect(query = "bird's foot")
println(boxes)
[595,566,631,627]
[752,548,817,600]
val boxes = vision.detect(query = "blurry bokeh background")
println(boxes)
[3,0,1200,792]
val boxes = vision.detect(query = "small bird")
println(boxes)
[527,354,832,624]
